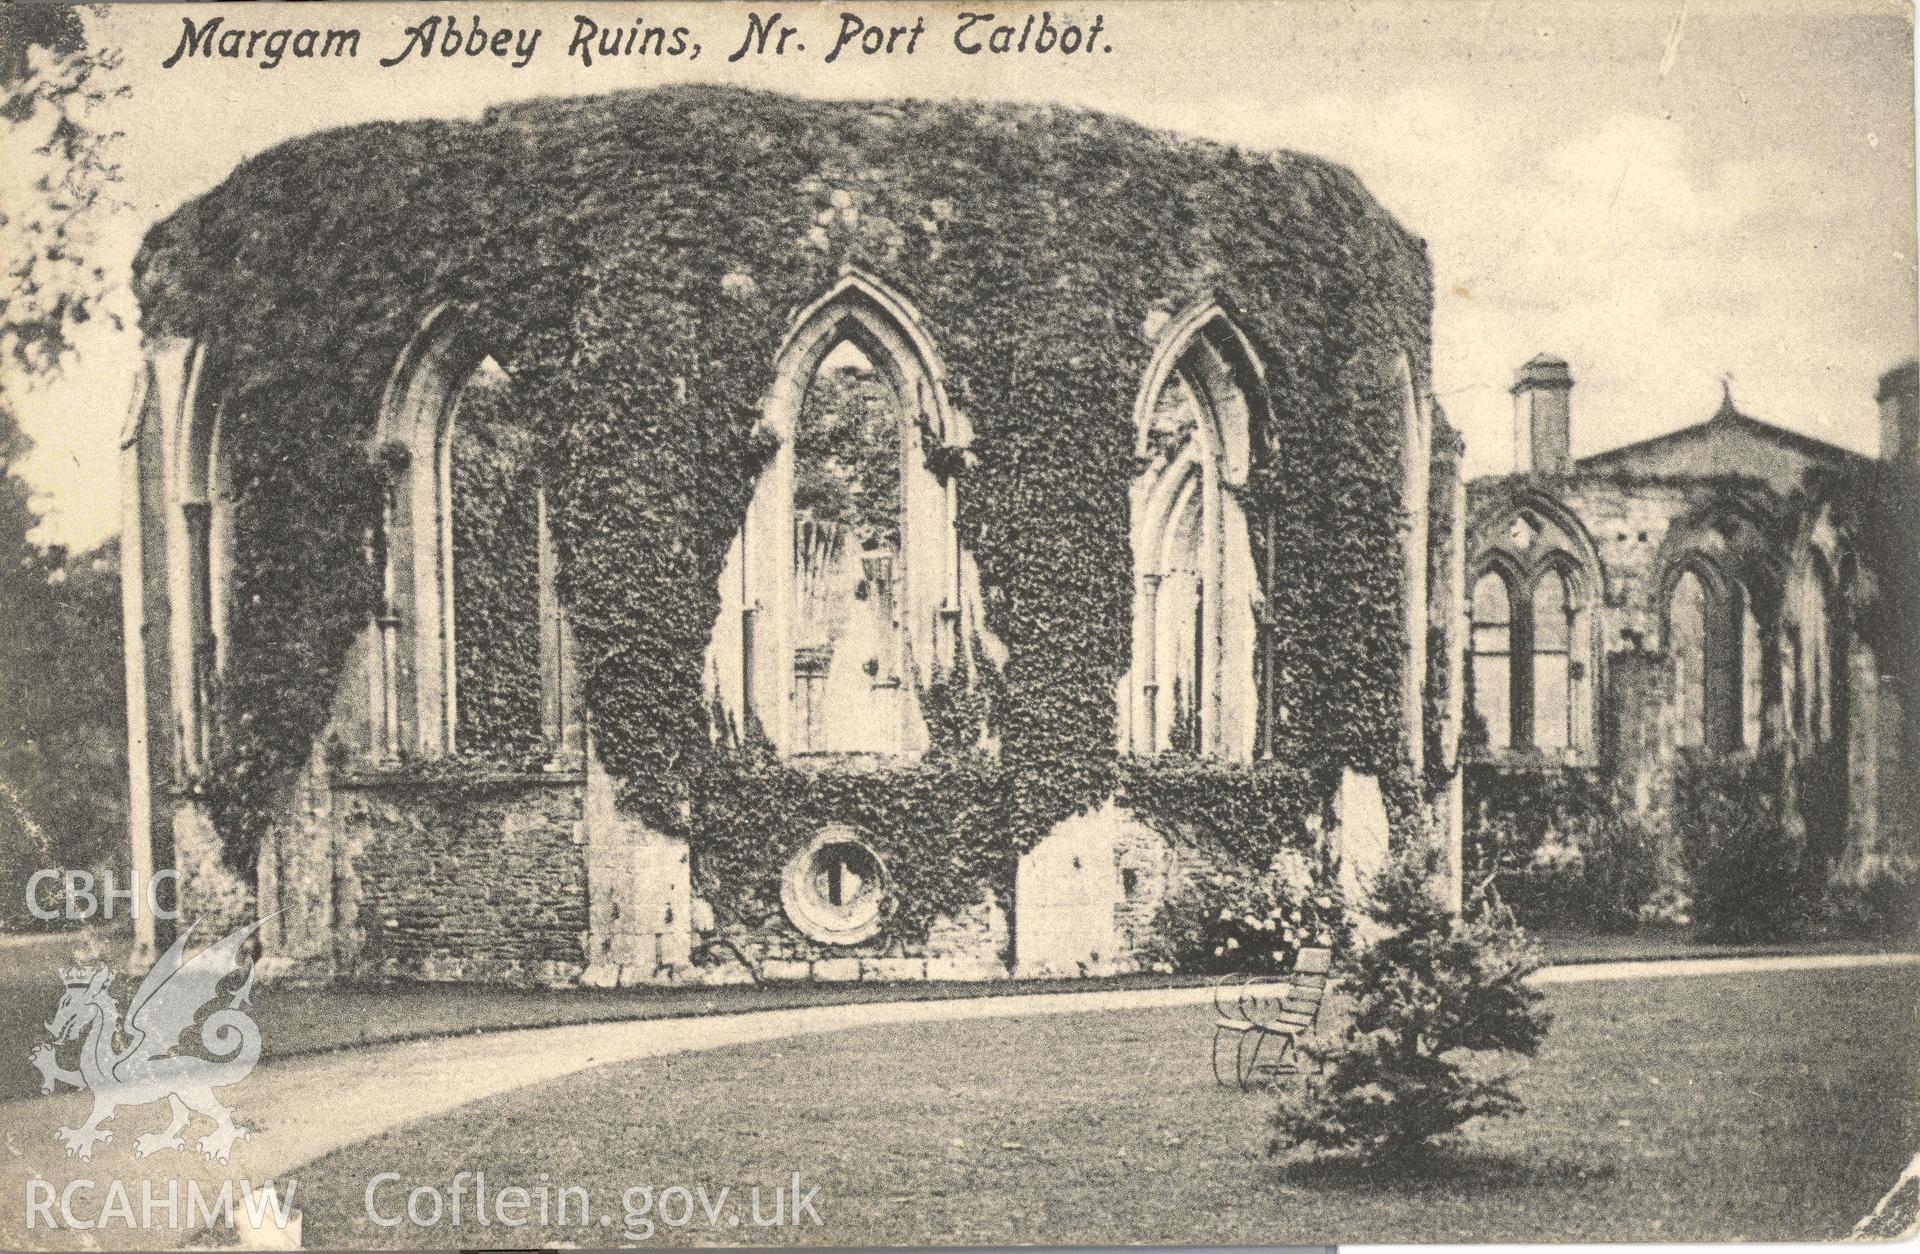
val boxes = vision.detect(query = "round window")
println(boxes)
[781,828,889,945]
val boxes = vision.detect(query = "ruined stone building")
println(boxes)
[1464,354,1918,890]
[117,88,1464,986]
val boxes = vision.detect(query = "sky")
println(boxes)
[5,0,1915,548]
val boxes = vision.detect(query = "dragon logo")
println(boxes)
[29,919,266,1163]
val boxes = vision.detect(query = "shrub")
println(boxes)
[1571,807,1669,933]
[1822,861,1920,940]
[1465,766,1665,932]
[1637,883,1693,929]
[1271,841,1551,1166]
[1674,750,1808,941]
[1143,848,1349,975]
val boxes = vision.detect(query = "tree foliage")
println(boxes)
[0,3,128,377]
[0,403,126,928]
[1272,841,1551,1166]
[794,362,901,546]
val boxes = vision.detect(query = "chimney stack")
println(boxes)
[1876,359,1918,465]
[1512,354,1573,475]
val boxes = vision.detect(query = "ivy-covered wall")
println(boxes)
[449,368,544,757]
[134,87,1438,961]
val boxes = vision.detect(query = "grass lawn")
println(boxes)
[5,922,1903,1107]
[290,965,1918,1246]
[0,927,1225,1104]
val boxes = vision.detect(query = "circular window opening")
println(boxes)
[781,828,889,945]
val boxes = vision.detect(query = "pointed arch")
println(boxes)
[1657,487,1795,756]
[370,305,577,763]
[1471,483,1607,602]
[1790,495,1856,748]
[371,305,486,759]
[709,271,976,757]
[1132,299,1269,484]
[1657,487,1787,617]
[1660,553,1740,752]
[165,342,224,774]
[775,270,962,440]
[1396,351,1430,772]
[1736,577,1764,748]
[1464,485,1602,761]
[1786,545,1842,744]
[1467,552,1524,755]
[1122,299,1266,760]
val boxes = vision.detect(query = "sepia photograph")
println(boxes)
[0,0,1915,1247]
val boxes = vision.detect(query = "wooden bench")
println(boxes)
[1209,946,1333,1091]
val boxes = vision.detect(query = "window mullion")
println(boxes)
[1512,583,1536,751]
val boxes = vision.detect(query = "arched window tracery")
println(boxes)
[372,310,578,765]
[1531,567,1575,753]
[707,274,973,758]
[172,347,229,775]
[1738,581,1764,749]
[1788,556,1837,744]
[1123,305,1264,761]
[1469,569,1514,753]
[1398,354,1430,772]
[1465,497,1597,761]
[1668,568,1711,750]
[446,358,554,757]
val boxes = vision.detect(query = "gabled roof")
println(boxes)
[1575,383,1869,476]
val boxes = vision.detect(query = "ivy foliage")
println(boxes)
[450,365,544,757]
[794,361,901,545]
[1119,756,1340,869]
[689,747,1010,941]
[135,87,1434,891]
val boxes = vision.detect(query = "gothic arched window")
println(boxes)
[1124,305,1262,761]
[1469,570,1514,753]
[707,275,973,759]
[1466,496,1599,761]
[790,343,911,754]
[447,358,549,756]
[1668,569,1710,750]
[174,347,229,775]
[373,311,579,764]
[1398,354,1430,771]
[1738,581,1763,749]
[1789,558,1835,743]
[1531,568,1574,753]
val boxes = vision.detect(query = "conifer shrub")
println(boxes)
[1271,841,1551,1166]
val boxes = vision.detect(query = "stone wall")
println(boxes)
[1112,813,1186,963]
[328,772,588,984]
[1579,421,1834,497]
[245,751,595,988]
[1014,802,1183,977]
[696,894,1009,984]
[1464,417,1900,908]
[1467,475,1759,781]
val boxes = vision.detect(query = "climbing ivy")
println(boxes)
[450,368,544,757]
[135,87,1438,902]
[689,747,1012,941]
[1424,423,1467,801]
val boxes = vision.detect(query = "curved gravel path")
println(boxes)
[3,949,1914,1249]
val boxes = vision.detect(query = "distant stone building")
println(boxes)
[1464,354,1918,888]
